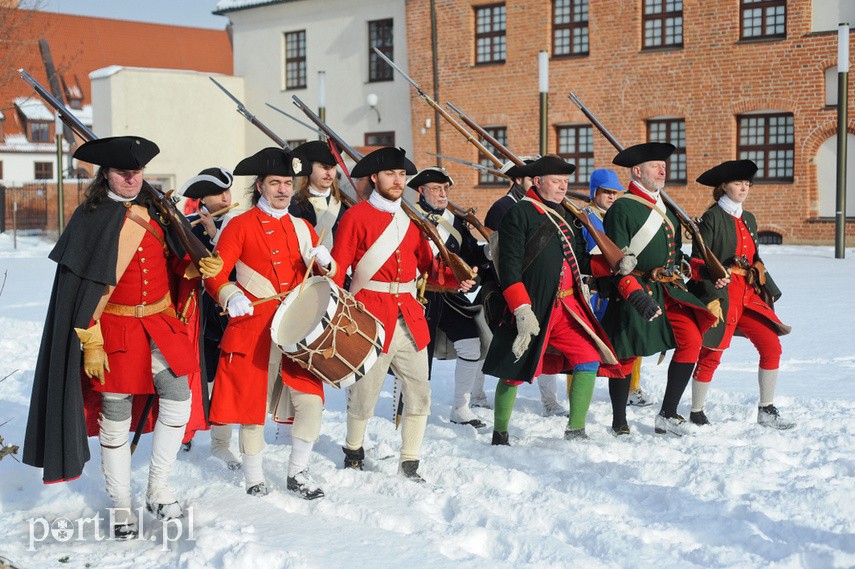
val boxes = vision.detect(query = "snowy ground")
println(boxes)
[0,233,853,569]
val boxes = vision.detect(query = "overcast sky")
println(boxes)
[37,0,229,30]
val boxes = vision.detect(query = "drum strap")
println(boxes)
[350,208,410,295]
[235,260,278,299]
[290,214,314,266]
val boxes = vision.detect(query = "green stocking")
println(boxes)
[493,381,519,432]
[567,371,596,431]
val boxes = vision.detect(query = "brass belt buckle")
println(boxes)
[133,304,146,318]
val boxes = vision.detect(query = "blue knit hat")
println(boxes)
[588,168,625,199]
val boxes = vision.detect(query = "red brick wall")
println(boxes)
[406,0,855,244]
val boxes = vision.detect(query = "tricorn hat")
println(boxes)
[588,168,626,199]
[72,136,159,170]
[521,155,576,177]
[501,155,539,179]
[696,159,758,187]
[233,147,308,177]
[179,167,234,199]
[351,147,417,178]
[290,140,336,167]
[612,142,675,168]
[407,167,454,189]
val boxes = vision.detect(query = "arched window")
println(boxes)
[816,134,855,217]
[757,230,782,245]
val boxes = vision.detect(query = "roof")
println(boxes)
[0,8,232,138]
[214,0,290,15]
[13,97,54,121]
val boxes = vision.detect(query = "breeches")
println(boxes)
[694,309,782,382]
[665,296,704,364]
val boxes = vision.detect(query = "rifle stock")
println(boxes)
[446,101,626,273]
[568,92,729,281]
[20,69,212,267]
[290,95,475,283]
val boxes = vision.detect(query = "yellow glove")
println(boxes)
[198,254,224,279]
[74,321,110,384]
[706,298,724,327]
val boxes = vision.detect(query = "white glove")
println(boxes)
[227,293,254,317]
[511,304,540,360]
[617,252,637,276]
[309,245,333,268]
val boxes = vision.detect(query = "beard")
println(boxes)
[638,174,664,193]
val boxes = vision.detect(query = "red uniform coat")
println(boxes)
[205,207,323,425]
[331,201,437,353]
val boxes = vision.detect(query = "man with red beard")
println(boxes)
[331,147,475,482]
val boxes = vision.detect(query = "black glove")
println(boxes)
[627,289,662,321]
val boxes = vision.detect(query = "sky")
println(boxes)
[35,0,229,30]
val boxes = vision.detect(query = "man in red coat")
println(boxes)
[331,147,475,482]
[206,147,335,499]
[25,136,223,539]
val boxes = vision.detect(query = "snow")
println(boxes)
[12,98,55,122]
[0,234,854,568]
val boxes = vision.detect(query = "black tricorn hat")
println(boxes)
[696,160,758,187]
[179,167,234,199]
[233,147,308,177]
[73,136,159,169]
[351,147,417,178]
[612,142,675,168]
[521,155,576,177]
[502,155,539,179]
[407,167,454,189]
[290,140,336,167]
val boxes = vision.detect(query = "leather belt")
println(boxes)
[556,288,575,299]
[730,267,749,277]
[103,293,173,318]
[631,268,682,283]
[362,279,418,297]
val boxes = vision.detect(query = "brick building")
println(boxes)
[406,0,855,244]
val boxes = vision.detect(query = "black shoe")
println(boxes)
[181,441,192,452]
[612,424,631,436]
[342,446,365,470]
[563,428,588,440]
[112,523,138,541]
[399,460,425,483]
[491,430,510,446]
[452,418,488,429]
[246,482,269,497]
[287,471,325,500]
[689,410,711,426]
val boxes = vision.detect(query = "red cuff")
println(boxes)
[689,257,706,281]
[616,275,642,299]
[589,254,612,277]
[503,282,531,312]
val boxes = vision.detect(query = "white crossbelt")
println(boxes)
[361,279,417,297]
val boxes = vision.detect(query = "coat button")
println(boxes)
[142,291,148,297]
[138,246,143,252]
[140,258,146,263]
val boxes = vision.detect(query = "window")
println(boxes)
[30,122,50,143]
[553,0,588,56]
[34,162,53,180]
[647,118,686,183]
[741,0,785,40]
[365,131,395,146]
[475,4,506,65]
[284,30,307,90]
[737,113,794,181]
[478,126,507,186]
[368,19,394,82]
[643,0,682,49]
[757,230,782,245]
[556,125,593,186]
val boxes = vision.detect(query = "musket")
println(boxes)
[425,152,505,178]
[20,69,212,267]
[265,102,327,139]
[291,95,476,284]
[209,77,291,149]
[445,100,626,272]
[568,92,729,281]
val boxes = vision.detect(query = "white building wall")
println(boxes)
[89,67,247,195]
[0,151,57,183]
[813,0,855,32]
[224,0,412,160]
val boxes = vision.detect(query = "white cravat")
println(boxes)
[257,196,288,219]
[107,190,137,203]
[717,195,743,217]
[633,180,660,202]
[308,186,331,198]
[368,189,401,213]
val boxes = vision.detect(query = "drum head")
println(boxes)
[271,276,337,352]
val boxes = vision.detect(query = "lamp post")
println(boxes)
[835,23,849,259]
[317,70,326,140]
[538,51,549,157]
[55,113,65,234]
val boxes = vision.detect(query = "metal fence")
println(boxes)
[0,180,88,235]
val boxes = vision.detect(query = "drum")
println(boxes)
[270,276,385,389]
